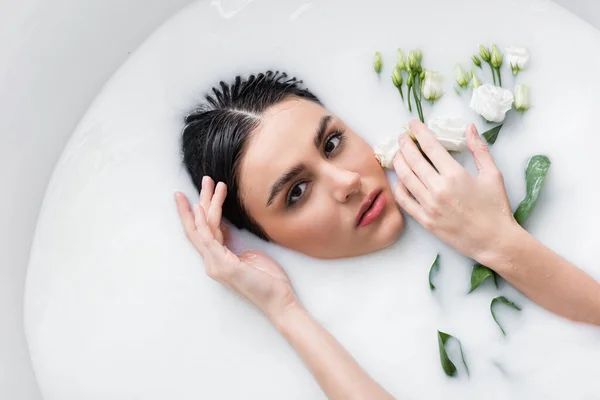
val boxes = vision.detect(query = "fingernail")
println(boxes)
[201,176,207,189]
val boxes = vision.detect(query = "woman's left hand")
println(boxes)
[392,120,517,263]
[175,178,298,323]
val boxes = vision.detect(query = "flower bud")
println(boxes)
[455,64,470,89]
[416,49,423,63]
[491,44,503,69]
[471,70,481,89]
[479,45,491,62]
[407,72,414,87]
[397,48,407,70]
[472,54,482,68]
[373,52,383,74]
[408,51,418,71]
[513,84,531,113]
[392,65,403,88]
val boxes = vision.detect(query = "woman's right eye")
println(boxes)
[286,182,308,206]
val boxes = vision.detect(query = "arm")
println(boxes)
[273,304,394,400]
[392,120,600,325]
[483,224,600,325]
[174,179,393,399]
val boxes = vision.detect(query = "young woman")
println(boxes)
[174,71,600,399]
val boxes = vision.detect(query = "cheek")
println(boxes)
[347,140,382,174]
[267,196,342,245]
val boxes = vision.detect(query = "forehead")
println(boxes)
[239,98,327,195]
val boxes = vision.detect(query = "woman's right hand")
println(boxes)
[392,120,518,264]
[175,176,298,322]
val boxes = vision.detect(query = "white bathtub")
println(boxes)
[1,1,599,399]
[0,1,194,399]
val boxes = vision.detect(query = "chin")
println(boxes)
[377,208,405,249]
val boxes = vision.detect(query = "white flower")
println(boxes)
[513,84,531,113]
[469,83,514,122]
[373,137,400,169]
[421,70,444,102]
[505,47,530,75]
[427,117,468,152]
[374,119,468,168]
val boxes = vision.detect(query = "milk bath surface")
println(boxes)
[25,0,600,399]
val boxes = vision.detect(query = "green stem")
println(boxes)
[412,74,424,122]
[407,86,413,112]
[397,86,404,101]
[413,82,424,122]
[496,67,502,87]
[487,62,497,85]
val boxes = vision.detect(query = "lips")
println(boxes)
[356,189,384,227]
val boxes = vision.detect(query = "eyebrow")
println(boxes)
[314,115,332,149]
[266,115,332,207]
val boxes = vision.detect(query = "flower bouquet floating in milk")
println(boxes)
[370,44,548,379]
[372,44,532,166]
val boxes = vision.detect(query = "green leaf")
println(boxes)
[481,124,503,144]
[490,296,522,335]
[469,155,551,294]
[513,155,551,225]
[437,331,470,378]
[469,263,498,293]
[429,254,440,290]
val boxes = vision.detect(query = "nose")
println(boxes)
[326,165,361,203]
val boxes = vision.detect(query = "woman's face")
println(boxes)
[238,97,404,259]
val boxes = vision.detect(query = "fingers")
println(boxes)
[199,176,215,212]
[399,133,439,188]
[393,181,426,222]
[174,192,198,240]
[393,151,431,205]
[408,120,460,173]
[193,203,218,251]
[207,182,227,232]
[466,124,498,173]
[220,222,231,244]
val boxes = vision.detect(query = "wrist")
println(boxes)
[475,221,528,272]
[269,300,308,335]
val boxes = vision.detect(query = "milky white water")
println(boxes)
[25,0,600,399]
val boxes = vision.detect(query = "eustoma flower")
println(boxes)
[427,117,468,152]
[513,84,531,113]
[469,83,514,122]
[374,117,468,168]
[505,47,530,75]
[373,137,400,169]
[422,70,445,102]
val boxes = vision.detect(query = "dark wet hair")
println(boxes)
[181,71,322,240]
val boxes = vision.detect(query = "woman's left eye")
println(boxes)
[324,131,345,156]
